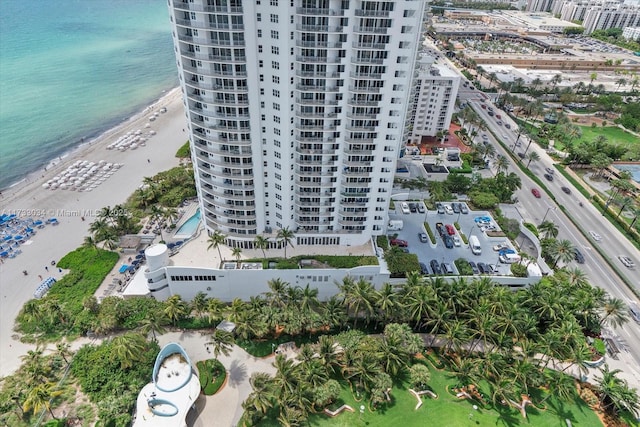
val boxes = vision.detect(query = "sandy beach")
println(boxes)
[0,88,188,376]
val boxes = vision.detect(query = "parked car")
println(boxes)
[493,241,510,251]
[418,232,428,243]
[488,111,494,117]
[452,203,460,214]
[481,104,487,109]
[460,204,469,214]
[574,248,585,264]
[453,236,461,246]
[436,202,445,214]
[419,262,429,275]
[443,235,454,249]
[544,174,554,182]
[561,186,571,194]
[409,202,417,213]
[468,261,480,274]
[481,134,489,141]
[545,167,555,175]
[441,262,454,274]
[390,239,408,247]
[444,204,453,215]
[430,259,442,275]
[497,120,503,126]
[505,123,511,129]
[445,224,456,235]
[401,202,410,214]
[629,302,640,323]
[531,188,541,198]
[517,152,525,159]
[417,203,425,213]
[477,262,489,274]
[618,255,636,269]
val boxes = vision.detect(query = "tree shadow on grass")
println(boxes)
[493,403,521,427]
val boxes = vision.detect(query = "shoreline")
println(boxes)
[0,86,189,376]
[0,87,182,196]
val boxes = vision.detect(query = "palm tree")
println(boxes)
[207,231,227,262]
[494,155,509,174]
[208,328,235,358]
[245,372,274,415]
[599,297,629,329]
[206,297,225,325]
[82,235,98,251]
[526,151,540,168]
[276,227,295,259]
[191,291,209,319]
[138,309,168,342]
[232,247,243,263]
[110,333,148,369]
[549,239,575,268]
[595,364,640,416]
[23,382,62,420]
[55,342,72,365]
[538,221,559,239]
[164,294,188,326]
[254,235,270,261]
[338,277,375,328]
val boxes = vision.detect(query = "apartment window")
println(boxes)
[403,10,416,17]
[257,29,262,38]
[274,128,281,135]
[258,45,263,53]
[271,46,279,55]
[274,116,281,123]
[260,88,265,95]
[270,14,278,23]
[399,41,410,49]
[261,114,266,121]
[260,101,265,108]
[273,89,280,97]
[257,13,262,22]
[271,30,279,39]
[273,103,280,110]
[272,61,280,69]
[272,76,280,84]
[401,26,413,33]
[392,84,403,91]
[259,74,264,82]
[270,0,278,5]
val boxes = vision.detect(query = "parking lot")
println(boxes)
[389,201,515,276]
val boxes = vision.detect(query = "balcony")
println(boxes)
[295,70,341,78]
[295,7,343,16]
[295,56,341,64]
[204,214,256,231]
[350,57,385,65]
[172,2,243,14]
[354,10,390,17]
[347,99,380,107]
[296,24,344,32]
[295,98,340,106]
[352,42,387,49]
[346,124,377,132]
[296,84,340,92]
[348,86,381,94]
[295,40,343,49]
[190,106,250,120]
[345,136,376,143]
[209,123,251,132]
[295,110,338,119]
[295,147,337,155]
[174,19,244,31]
[295,123,337,131]
[349,71,383,79]
[346,112,378,119]
[295,179,336,188]
[353,26,389,34]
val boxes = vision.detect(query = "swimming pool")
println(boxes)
[174,209,201,238]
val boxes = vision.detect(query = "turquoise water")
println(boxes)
[175,210,201,237]
[0,0,178,190]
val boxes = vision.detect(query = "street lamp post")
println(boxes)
[541,206,556,223]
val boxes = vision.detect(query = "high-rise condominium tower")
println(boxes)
[167,0,426,248]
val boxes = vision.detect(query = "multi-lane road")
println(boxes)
[458,89,640,382]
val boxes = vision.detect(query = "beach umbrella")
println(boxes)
[13,235,24,241]
[3,235,12,241]
[0,251,8,257]
[33,220,43,225]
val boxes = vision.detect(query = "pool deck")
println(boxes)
[173,204,200,239]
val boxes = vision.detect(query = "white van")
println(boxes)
[388,220,404,231]
[400,202,410,215]
[469,235,481,255]
[499,253,522,264]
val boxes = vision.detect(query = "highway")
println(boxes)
[456,88,640,383]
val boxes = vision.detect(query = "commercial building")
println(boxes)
[407,54,460,144]
[167,0,427,249]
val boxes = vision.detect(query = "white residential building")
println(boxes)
[550,0,640,33]
[622,26,640,39]
[167,0,427,248]
[407,54,460,144]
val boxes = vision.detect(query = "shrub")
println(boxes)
[469,191,499,209]
[197,359,227,395]
[376,235,389,250]
[175,141,191,158]
[511,263,528,277]
[455,258,473,275]
[523,222,539,237]
[424,222,436,244]
[385,250,420,278]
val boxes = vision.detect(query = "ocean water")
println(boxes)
[0,0,178,190]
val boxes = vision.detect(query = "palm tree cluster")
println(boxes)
[242,324,422,426]
[129,166,196,210]
[242,272,637,424]
[88,204,138,250]
[0,344,72,425]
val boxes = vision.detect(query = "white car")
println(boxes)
[401,202,410,215]
[444,205,453,215]
[589,231,602,241]
[453,236,461,247]
[618,256,635,269]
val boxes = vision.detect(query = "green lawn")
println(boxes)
[257,361,601,427]
[575,125,639,146]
